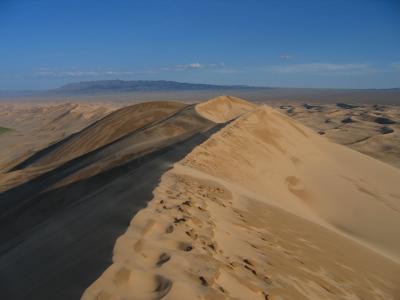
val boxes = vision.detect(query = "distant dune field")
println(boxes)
[274,103,400,168]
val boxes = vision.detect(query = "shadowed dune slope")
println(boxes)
[11,101,185,171]
[0,104,216,242]
[83,104,400,300]
[2,98,400,300]
[0,101,235,300]
[0,102,117,172]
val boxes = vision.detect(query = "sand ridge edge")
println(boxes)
[82,103,400,300]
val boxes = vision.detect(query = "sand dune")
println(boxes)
[0,102,121,193]
[83,99,400,300]
[275,103,400,169]
[0,102,186,192]
[0,102,118,171]
[195,95,256,123]
[0,97,399,300]
[183,105,400,261]
[0,102,222,300]
[11,101,186,171]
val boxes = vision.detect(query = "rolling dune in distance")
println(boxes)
[274,103,400,169]
[0,102,118,172]
[10,101,186,171]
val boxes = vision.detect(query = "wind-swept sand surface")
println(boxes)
[0,102,120,192]
[83,98,400,300]
[0,96,399,300]
[10,101,186,171]
[0,101,226,300]
[0,102,119,170]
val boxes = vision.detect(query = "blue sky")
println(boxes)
[0,0,399,89]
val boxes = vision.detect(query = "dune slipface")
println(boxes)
[1,97,399,300]
[83,99,400,300]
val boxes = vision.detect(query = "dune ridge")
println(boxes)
[0,102,188,194]
[1,97,399,299]
[11,101,186,171]
[0,101,227,300]
[0,102,117,171]
[83,101,400,299]
[195,95,257,123]
[184,105,400,261]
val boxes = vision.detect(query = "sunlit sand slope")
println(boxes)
[83,104,400,300]
[0,102,116,172]
[11,101,185,170]
[185,105,400,261]
[195,95,256,123]
[0,102,220,300]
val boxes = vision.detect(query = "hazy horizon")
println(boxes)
[1,79,399,93]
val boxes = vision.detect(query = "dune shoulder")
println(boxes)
[82,102,400,300]
[195,95,257,123]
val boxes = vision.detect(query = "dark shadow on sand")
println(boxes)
[0,124,224,300]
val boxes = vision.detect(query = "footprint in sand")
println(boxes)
[133,239,145,252]
[178,241,193,251]
[142,219,165,235]
[95,291,116,300]
[165,224,174,233]
[110,268,173,299]
[154,275,173,299]
[156,253,171,267]
[113,267,131,287]
[285,176,312,202]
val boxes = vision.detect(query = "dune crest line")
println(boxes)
[0,100,232,300]
[83,97,400,300]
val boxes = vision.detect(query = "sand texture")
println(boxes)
[0,102,119,192]
[82,99,400,300]
[0,101,223,300]
[0,102,119,171]
[0,97,399,299]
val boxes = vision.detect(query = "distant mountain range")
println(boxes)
[54,80,260,94]
[1,80,399,104]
